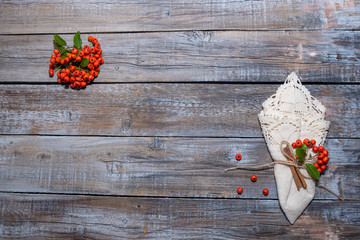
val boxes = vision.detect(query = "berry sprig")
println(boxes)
[49,31,104,90]
[291,139,329,180]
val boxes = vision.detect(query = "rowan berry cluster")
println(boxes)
[49,32,103,89]
[292,139,329,175]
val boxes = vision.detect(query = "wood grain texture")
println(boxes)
[0,136,356,200]
[0,31,359,83]
[1,193,359,239]
[1,0,359,34]
[0,84,358,138]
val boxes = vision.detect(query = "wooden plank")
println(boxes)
[0,136,356,200]
[0,31,359,83]
[0,0,359,34]
[0,84,359,138]
[0,193,359,239]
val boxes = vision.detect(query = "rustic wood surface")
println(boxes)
[1,31,359,83]
[0,0,359,239]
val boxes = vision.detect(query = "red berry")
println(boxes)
[49,69,54,77]
[317,160,324,165]
[314,163,319,168]
[235,154,242,161]
[251,175,257,182]
[311,140,316,145]
[318,146,324,152]
[303,138,311,146]
[312,146,318,153]
[54,49,59,54]
[72,48,78,54]
[295,139,302,148]
[237,187,243,194]
[322,156,329,164]
[322,150,328,156]
[263,188,269,196]
[321,165,326,170]
[317,168,322,173]
[292,142,296,148]
[318,153,324,160]
[88,36,94,42]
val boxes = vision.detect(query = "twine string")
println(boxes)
[224,140,344,201]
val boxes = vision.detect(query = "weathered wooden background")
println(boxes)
[0,0,359,239]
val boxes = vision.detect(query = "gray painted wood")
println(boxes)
[0,136,355,200]
[1,193,358,239]
[0,0,359,34]
[0,84,358,138]
[0,31,359,83]
[0,0,359,237]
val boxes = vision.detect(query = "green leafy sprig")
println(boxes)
[295,144,320,180]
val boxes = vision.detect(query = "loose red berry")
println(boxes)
[321,165,326,170]
[235,154,242,161]
[312,146,318,153]
[237,187,243,194]
[318,146,324,152]
[295,139,302,148]
[251,175,257,182]
[263,188,269,196]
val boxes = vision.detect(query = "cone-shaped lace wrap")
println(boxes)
[258,72,330,224]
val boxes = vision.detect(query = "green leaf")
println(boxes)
[54,34,67,47]
[80,57,89,68]
[296,144,307,164]
[73,31,82,49]
[306,163,320,180]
